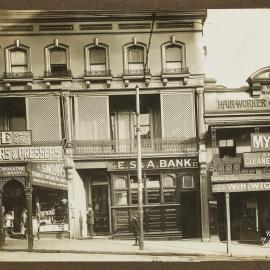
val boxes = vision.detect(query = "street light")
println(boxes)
[136,85,144,250]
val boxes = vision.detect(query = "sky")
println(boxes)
[204,9,270,88]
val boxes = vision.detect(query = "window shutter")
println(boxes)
[26,96,62,142]
[161,92,196,139]
[75,95,110,140]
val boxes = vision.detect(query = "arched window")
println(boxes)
[4,42,32,78]
[44,42,71,77]
[161,40,187,74]
[84,43,110,76]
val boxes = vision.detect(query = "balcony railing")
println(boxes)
[44,70,72,78]
[84,69,112,77]
[73,138,197,156]
[212,155,270,176]
[162,67,189,75]
[3,72,33,79]
[123,68,151,76]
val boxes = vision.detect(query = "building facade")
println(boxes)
[0,10,209,240]
[205,67,270,242]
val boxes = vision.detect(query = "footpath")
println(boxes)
[1,237,270,260]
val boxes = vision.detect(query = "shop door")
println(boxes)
[91,185,109,233]
[240,199,260,241]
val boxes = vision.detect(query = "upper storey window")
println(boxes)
[165,46,183,72]
[44,40,71,78]
[127,46,144,75]
[4,41,32,80]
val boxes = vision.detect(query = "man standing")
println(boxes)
[130,213,139,246]
[87,205,94,238]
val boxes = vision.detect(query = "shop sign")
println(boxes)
[216,99,266,111]
[0,165,28,177]
[243,152,270,167]
[212,181,270,193]
[0,146,63,161]
[251,133,270,152]
[107,157,199,171]
[31,162,67,190]
[0,131,31,146]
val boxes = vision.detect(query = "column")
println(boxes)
[196,88,210,241]
[25,186,33,251]
[0,191,3,250]
[225,193,231,254]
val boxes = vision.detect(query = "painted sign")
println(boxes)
[31,162,67,190]
[0,165,28,177]
[0,131,31,146]
[0,146,63,161]
[217,99,266,110]
[107,157,199,171]
[251,133,270,152]
[212,182,270,193]
[243,152,270,167]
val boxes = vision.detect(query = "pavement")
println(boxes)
[1,236,270,260]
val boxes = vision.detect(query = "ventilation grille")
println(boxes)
[161,92,195,139]
[0,25,33,32]
[118,23,150,30]
[157,22,193,29]
[27,96,61,142]
[39,24,74,31]
[80,24,112,30]
[76,96,110,140]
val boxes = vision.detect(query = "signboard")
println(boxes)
[31,162,67,190]
[212,181,270,193]
[0,165,28,177]
[107,157,199,171]
[0,131,32,146]
[251,133,270,152]
[243,152,270,167]
[0,146,63,161]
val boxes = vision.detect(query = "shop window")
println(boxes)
[219,139,236,158]
[0,98,26,131]
[146,175,160,204]
[163,174,176,203]
[114,177,128,206]
[182,175,195,189]
[130,175,146,205]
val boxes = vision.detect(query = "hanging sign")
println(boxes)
[0,131,31,146]
[31,162,67,190]
[212,181,270,193]
[243,152,270,167]
[0,146,63,161]
[251,133,270,152]
[107,157,199,171]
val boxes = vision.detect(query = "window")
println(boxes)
[10,49,28,73]
[127,46,144,74]
[219,139,236,158]
[84,43,110,77]
[135,113,150,139]
[0,98,26,131]
[146,175,160,204]
[44,42,70,77]
[114,177,128,206]
[162,174,176,202]
[182,175,195,189]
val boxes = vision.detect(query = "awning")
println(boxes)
[211,173,270,183]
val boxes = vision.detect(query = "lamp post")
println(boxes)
[136,85,144,250]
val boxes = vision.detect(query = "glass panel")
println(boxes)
[11,65,28,73]
[227,139,234,147]
[130,175,138,189]
[89,47,106,64]
[110,114,115,139]
[166,46,182,61]
[147,189,160,203]
[128,47,144,63]
[50,48,66,64]
[51,64,67,73]
[9,115,26,130]
[146,176,160,188]
[115,191,128,205]
[166,62,182,69]
[131,190,138,204]
[219,140,227,147]
[147,175,160,203]
[164,189,176,203]
[163,175,176,187]
[117,113,133,140]
[11,50,27,65]
[182,175,194,189]
[128,63,144,73]
[90,64,106,72]
[114,177,127,189]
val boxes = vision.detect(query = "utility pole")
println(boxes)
[136,85,144,250]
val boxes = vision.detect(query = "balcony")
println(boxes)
[44,70,72,82]
[2,72,33,82]
[211,155,270,182]
[84,69,112,77]
[73,138,197,158]
[162,67,189,75]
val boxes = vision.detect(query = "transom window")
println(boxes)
[218,138,236,158]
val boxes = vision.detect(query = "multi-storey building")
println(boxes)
[0,10,209,241]
[205,67,270,242]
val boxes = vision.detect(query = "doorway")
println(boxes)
[2,179,26,233]
[91,184,109,233]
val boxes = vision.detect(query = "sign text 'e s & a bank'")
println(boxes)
[0,146,63,161]
[212,182,270,193]
[107,158,198,171]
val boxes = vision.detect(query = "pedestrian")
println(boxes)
[32,216,40,240]
[2,207,7,246]
[86,204,94,238]
[20,209,27,239]
[130,213,139,246]
[5,210,14,237]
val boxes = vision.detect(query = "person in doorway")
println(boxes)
[5,210,14,237]
[32,216,40,240]
[20,209,27,239]
[2,207,7,246]
[87,205,94,238]
[130,213,139,246]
